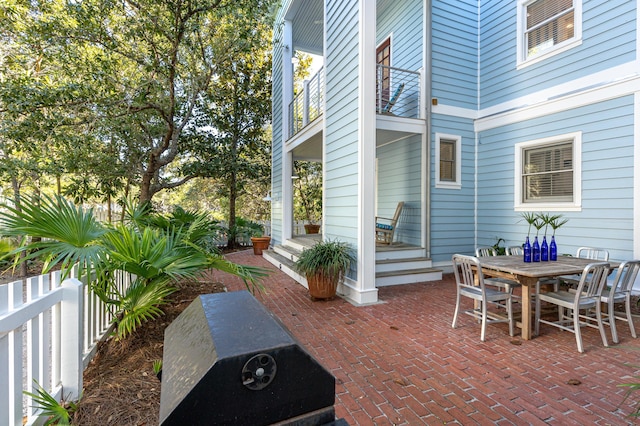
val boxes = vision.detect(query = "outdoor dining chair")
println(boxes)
[507,246,523,256]
[452,254,515,342]
[599,260,640,343]
[475,247,522,303]
[558,247,610,287]
[535,262,610,353]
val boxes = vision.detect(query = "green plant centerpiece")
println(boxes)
[294,239,353,300]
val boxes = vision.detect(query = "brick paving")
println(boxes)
[204,250,640,425]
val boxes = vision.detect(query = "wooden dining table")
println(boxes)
[477,255,610,340]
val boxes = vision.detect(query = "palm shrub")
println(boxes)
[0,194,267,338]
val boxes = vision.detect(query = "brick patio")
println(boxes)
[205,249,640,425]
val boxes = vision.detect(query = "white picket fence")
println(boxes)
[0,269,131,426]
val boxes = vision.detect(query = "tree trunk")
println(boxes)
[11,176,28,277]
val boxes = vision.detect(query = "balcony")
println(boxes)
[376,65,421,119]
[287,64,422,140]
[289,67,324,138]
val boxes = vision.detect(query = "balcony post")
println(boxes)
[302,79,310,127]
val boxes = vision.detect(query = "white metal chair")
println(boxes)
[475,247,522,300]
[507,246,523,256]
[558,247,610,286]
[600,260,640,343]
[452,254,515,341]
[375,202,404,245]
[535,262,610,353]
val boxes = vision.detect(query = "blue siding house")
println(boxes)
[266,0,640,305]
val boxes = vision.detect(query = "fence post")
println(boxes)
[60,278,84,400]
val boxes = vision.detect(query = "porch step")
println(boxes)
[263,241,442,289]
[376,267,443,287]
[262,246,308,288]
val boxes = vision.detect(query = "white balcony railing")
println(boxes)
[289,67,324,138]
[287,65,421,139]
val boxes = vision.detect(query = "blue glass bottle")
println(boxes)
[523,236,532,262]
[541,236,549,261]
[533,236,540,262]
[550,236,557,261]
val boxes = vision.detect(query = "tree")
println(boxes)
[1,0,276,205]
[183,18,273,248]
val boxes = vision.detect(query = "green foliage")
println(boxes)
[293,161,322,224]
[520,212,568,238]
[492,238,506,255]
[0,195,268,338]
[294,239,353,284]
[153,360,163,376]
[234,217,265,239]
[24,381,78,426]
[1,0,276,206]
[619,369,640,418]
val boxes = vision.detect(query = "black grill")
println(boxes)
[159,290,344,425]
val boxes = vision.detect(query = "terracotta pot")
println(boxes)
[304,224,321,234]
[250,236,271,255]
[306,271,338,300]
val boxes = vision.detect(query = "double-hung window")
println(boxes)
[517,0,582,67]
[435,133,461,189]
[515,132,581,211]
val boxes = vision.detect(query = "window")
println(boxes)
[515,132,581,210]
[435,134,461,189]
[517,0,582,66]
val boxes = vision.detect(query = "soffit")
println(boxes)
[286,0,323,55]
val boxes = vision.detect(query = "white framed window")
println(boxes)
[435,133,461,189]
[514,132,582,211]
[517,0,582,68]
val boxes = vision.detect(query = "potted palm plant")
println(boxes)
[294,239,353,300]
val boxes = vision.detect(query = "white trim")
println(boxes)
[434,133,462,189]
[514,131,582,212]
[433,62,640,131]
[476,66,640,132]
[516,0,583,69]
[357,0,378,302]
[432,103,478,120]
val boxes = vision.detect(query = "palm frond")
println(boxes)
[116,280,176,338]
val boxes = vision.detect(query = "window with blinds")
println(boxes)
[525,0,575,59]
[439,139,456,182]
[522,141,573,203]
[436,133,461,189]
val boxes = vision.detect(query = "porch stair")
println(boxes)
[262,239,442,288]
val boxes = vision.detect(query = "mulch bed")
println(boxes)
[73,279,226,425]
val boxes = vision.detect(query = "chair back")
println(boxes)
[574,262,610,299]
[576,247,609,261]
[475,247,497,257]
[507,246,523,256]
[391,202,404,224]
[453,254,485,292]
[606,260,640,297]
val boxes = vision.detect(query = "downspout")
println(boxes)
[424,0,432,258]
[474,2,481,249]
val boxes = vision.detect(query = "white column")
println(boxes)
[357,0,378,303]
[282,20,294,241]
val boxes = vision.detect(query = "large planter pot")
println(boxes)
[250,236,271,255]
[306,271,338,300]
[304,224,321,234]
